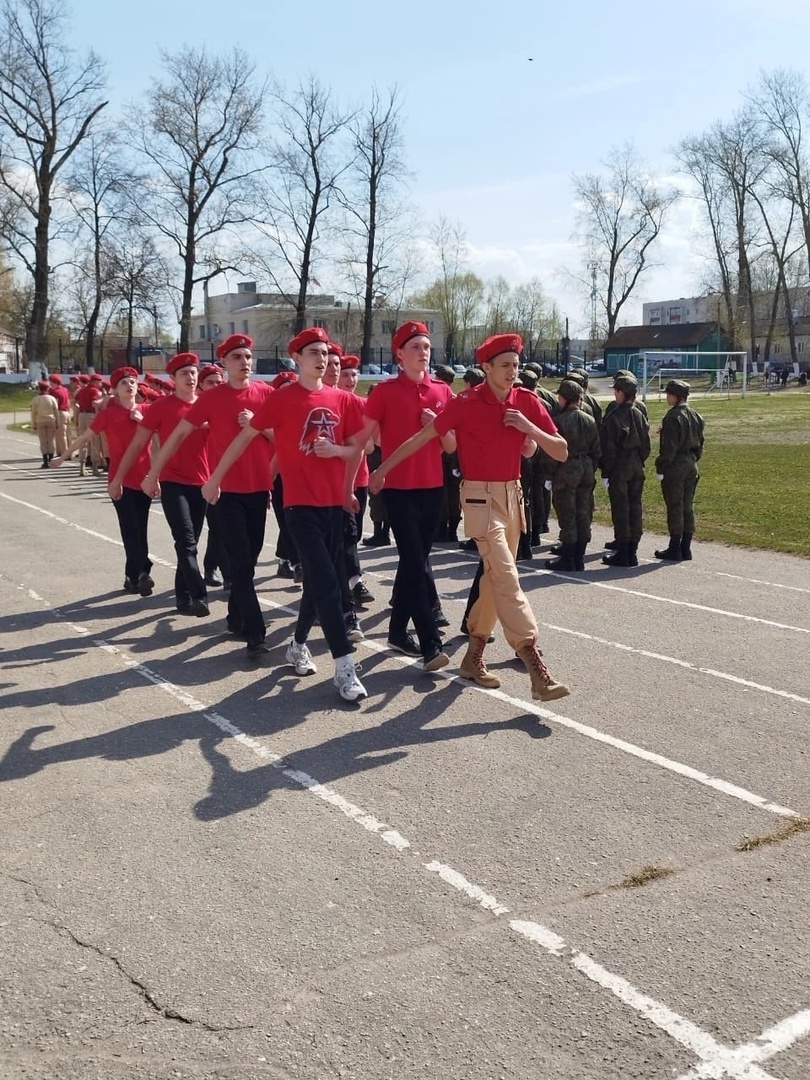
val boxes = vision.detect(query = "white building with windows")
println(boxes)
[190,282,443,367]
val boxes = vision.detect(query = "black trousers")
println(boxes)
[217,490,268,647]
[383,486,443,657]
[112,487,152,583]
[160,481,207,604]
[203,502,231,581]
[287,505,352,659]
[271,475,300,565]
[343,486,368,582]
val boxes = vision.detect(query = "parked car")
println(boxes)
[453,365,467,376]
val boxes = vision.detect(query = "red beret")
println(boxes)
[271,370,298,389]
[89,373,102,383]
[78,374,90,384]
[138,385,159,401]
[37,379,49,390]
[288,326,329,356]
[101,378,111,389]
[326,341,343,357]
[340,354,360,370]
[110,366,139,388]
[48,372,62,384]
[475,333,523,365]
[216,333,253,360]
[198,364,223,383]
[166,351,198,375]
[392,321,430,352]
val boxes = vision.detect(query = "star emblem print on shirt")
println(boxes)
[299,407,341,453]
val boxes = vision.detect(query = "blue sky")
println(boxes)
[67,0,810,332]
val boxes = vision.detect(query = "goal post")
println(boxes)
[639,351,750,399]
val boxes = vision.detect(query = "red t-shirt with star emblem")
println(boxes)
[249,383,365,507]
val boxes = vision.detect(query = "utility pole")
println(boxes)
[588,261,599,343]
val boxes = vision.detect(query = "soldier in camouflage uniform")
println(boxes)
[600,374,651,567]
[543,380,601,571]
[654,379,705,562]
[567,368,603,432]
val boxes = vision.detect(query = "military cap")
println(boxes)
[517,369,538,389]
[613,374,638,396]
[557,379,582,401]
[523,361,542,375]
[462,367,485,386]
[665,378,691,397]
[433,364,456,384]
[613,369,637,384]
[564,369,586,388]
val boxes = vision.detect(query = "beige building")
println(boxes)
[190,283,444,369]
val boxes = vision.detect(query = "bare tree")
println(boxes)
[0,0,107,365]
[127,45,265,350]
[750,69,810,278]
[65,129,136,368]
[247,77,353,333]
[677,113,768,356]
[339,86,408,365]
[572,144,678,338]
[106,237,168,366]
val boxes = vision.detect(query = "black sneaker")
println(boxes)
[276,560,295,579]
[351,581,375,606]
[204,572,223,587]
[387,632,421,657]
[293,564,304,584]
[137,572,154,597]
[432,603,450,628]
[246,641,271,659]
[345,611,364,643]
[190,598,210,618]
[123,577,139,595]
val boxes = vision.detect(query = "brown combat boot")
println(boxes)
[516,643,570,702]
[459,634,501,689]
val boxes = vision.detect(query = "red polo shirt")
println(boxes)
[433,383,557,482]
[363,371,453,489]
[185,380,274,493]
[75,385,101,412]
[48,385,70,411]
[139,394,210,486]
[91,401,152,489]
[250,384,365,507]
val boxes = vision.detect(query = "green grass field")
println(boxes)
[5,382,809,557]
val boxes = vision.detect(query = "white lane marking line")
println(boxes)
[11,581,809,1077]
[424,861,510,915]
[513,920,780,1080]
[541,623,810,708]
[1,490,799,825]
[716,572,810,596]
[0,491,175,567]
[675,1008,810,1079]
[97,642,413,853]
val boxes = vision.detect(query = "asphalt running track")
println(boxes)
[1,424,808,1080]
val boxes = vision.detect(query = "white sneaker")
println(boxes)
[286,638,317,675]
[333,665,368,702]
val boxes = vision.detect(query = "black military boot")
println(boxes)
[40,455,49,469]
[573,542,587,571]
[517,532,534,561]
[655,536,683,561]
[545,543,576,571]
[627,540,639,567]
[680,533,693,561]
[604,538,619,550]
[602,543,631,567]
[363,524,390,547]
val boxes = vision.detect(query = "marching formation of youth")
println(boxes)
[48,322,705,706]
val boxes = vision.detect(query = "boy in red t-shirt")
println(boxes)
[142,335,274,657]
[112,353,211,617]
[203,328,368,703]
[370,334,571,703]
[52,366,155,596]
